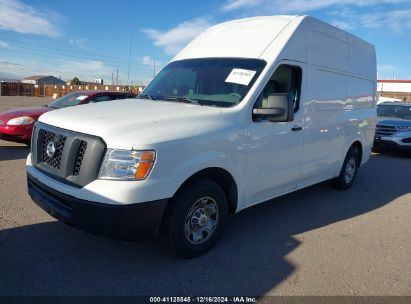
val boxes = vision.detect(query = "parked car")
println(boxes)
[26,16,376,258]
[0,91,136,145]
[373,102,411,152]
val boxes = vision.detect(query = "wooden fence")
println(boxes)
[3,81,408,102]
[0,82,144,98]
[379,91,411,101]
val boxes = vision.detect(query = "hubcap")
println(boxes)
[344,157,356,184]
[185,197,219,244]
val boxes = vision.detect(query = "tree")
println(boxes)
[70,77,80,85]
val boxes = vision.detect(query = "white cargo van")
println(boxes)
[26,16,376,257]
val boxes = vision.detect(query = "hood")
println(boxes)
[377,118,411,127]
[0,106,52,122]
[38,99,223,149]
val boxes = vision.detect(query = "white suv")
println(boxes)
[373,102,411,152]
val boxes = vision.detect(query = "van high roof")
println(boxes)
[173,15,376,80]
[173,15,298,60]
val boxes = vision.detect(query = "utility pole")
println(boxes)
[128,39,133,83]
[116,68,119,85]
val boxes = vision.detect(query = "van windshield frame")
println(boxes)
[140,58,266,108]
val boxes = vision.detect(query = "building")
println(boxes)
[21,75,66,85]
[0,77,19,83]
[378,80,411,101]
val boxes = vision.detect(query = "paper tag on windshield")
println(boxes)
[75,95,88,101]
[225,69,256,86]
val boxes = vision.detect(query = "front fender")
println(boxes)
[169,150,243,199]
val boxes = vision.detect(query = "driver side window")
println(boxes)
[256,64,302,113]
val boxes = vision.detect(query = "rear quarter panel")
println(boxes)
[300,65,375,187]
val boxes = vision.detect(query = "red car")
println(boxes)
[0,91,136,145]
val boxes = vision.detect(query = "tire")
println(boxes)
[163,179,228,258]
[333,146,360,190]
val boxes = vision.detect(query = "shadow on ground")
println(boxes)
[0,145,29,161]
[0,154,409,295]
[373,149,411,159]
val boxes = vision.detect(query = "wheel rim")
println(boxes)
[344,157,357,184]
[185,196,219,245]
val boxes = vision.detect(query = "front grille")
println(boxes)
[41,131,67,169]
[31,122,106,188]
[375,125,397,136]
[73,140,87,176]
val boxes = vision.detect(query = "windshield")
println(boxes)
[140,58,266,107]
[377,104,411,120]
[48,92,90,109]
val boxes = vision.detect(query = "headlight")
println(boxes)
[6,116,35,125]
[98,149,156,180]
[397,126,411,132]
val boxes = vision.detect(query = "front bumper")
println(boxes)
[27,173,168,240]
[0,125,32,143]
[373,134,411,151]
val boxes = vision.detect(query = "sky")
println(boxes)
[0,0,411,85]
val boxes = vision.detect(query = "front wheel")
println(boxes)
[332,146,360,190]
[164,179,228,258]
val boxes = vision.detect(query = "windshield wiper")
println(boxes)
[164,96,202,106]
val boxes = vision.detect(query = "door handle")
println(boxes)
[291,126,303,132]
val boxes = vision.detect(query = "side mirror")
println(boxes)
[253,93,294,122]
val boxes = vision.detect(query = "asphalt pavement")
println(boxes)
[0,96,410,296]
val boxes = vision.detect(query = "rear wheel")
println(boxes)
[333,146,360,190]
[164,179,228,258]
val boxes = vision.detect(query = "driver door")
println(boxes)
[244,62,305,207]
